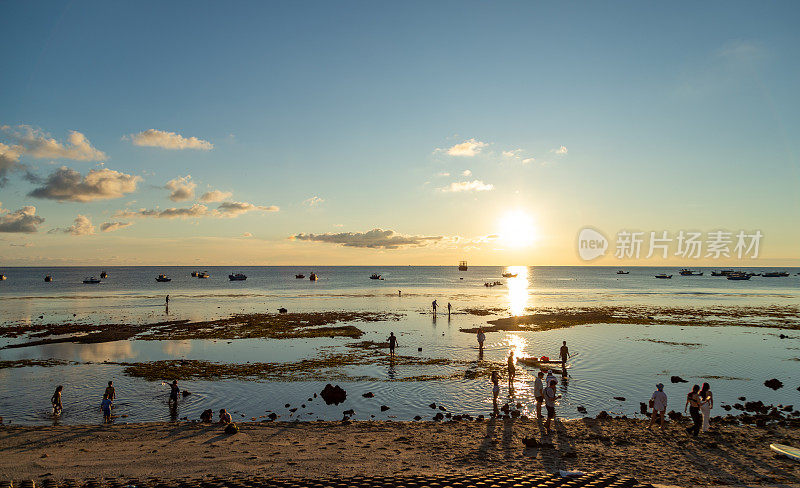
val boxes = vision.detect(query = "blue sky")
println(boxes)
[1,1,798,265]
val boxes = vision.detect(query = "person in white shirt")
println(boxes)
[533,371,545,418]
[477,328,486,353]
[545,370,558,388]
[648,383,668,430]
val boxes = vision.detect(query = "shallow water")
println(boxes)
[0,266,798,425]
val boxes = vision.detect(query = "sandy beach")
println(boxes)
[1,418,798,486]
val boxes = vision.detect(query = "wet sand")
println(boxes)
[1,418,798,485]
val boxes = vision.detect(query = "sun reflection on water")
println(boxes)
[505,265,530,316]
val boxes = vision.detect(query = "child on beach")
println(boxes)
[534,371,545,418]
[648,383,667,430]
[101,393,113,423]
[218,409,232,424]
[51,385,63,415]
[169,380,180,403]
[544,379,561,435]
[477,328,485,352]
[104,380,116,400]
[491,371,500,413]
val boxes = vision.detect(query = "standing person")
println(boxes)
[543,379,561,434]
[101,393,113,423]
[699,382,713,432]
[398,290,401,297]
[559,341,571,367]
[476,327,486,352]
[447,302,452,316]
[648,383,667,430]
[545,370,558,388]
[166,295,170,306]
[104,380,116,400]
[507,351,516,385]
[490,371,500,414]
[534,371,545,419]
[168,380,180,404]
[431,300,437,315]
[387,332,398,357]
[684,384,702,437]
[51,385,63,415]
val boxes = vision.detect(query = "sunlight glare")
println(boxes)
[506,265,529,316]
[499,211,537,248]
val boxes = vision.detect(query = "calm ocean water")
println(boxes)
[0,266,798,425]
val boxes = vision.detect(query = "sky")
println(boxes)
[1,1,799,266]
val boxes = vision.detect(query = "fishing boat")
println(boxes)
[155,274,172,282]
[295,274,305,279]
[679,269,703,276]
[44,275,53,282]
[191,271,199,277]
[197,271,210,279]
[369,273,382,280]
[726,272,751,280]
[100,271,108,279]
[710,270,734,276]
[655,274,672,279]
[501,272,518,278]
[517,357,566,369]
[229,273,247,281]
[309,272,318,281]
[616,270,629,274]
[762,271,790,277]
[458,261,468,271]
[83,277,101,284]
[0,274,7,281]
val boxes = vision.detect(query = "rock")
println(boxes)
[438,405,447,411]
[782,405,793,412]
[413,415,422,421]
[764,378,783,390]
[429,403,437,409]
[181,390,191,396]
[224,423,239,435]
[445,412,452,418]
[721,405,732,411]
[341,419,352,425]
[779,334,788,339]
[343,409,355,416]
[613,396,626,401]
[596,411,610,420]
[40,453,48,458]
[510,410,520,418]
[745,401,768,413]
[639,402,649,415]
[671,376,688,383]
[733,403,744,410]
[418,347,422,352]
[738,396,746,401]
[380,405,390,412]
[577,406,587,414]
[433,412,444,421]
[476,415,484,420]
[301,404,305,408]
[285,403,290,408]
[320,384,347,405]
[667,410,683,421]
[289,408,297,413]
[278,308,288,314]
[267,413,277,420]
[362,392,374,398]
[521,437,538,448]
[562,451,577,458]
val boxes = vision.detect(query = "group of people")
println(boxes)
[430,299,452,316]
[648,382,714,435]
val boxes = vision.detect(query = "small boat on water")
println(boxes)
[727,272,751,281]
[83,277,101,284]
[710,270,734,276]
[155,274,172,282]
[191,271,199,277]
[655,274,672,279]
[229,273,247,281]
[616,270,629,275]
[369,273,382,280]
[484,281,503,287]
[762,271,790,277]
[501,272,518,278]
[0,274,7,281]
[458,261,468,271]
[679,269,703,276]
[197,271,210,279]
[100,271,108,279]
[309,273,318,281]
[44,275,53,282]
[517,357,566,369]
[295,274,305,279]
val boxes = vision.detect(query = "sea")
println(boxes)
[0,266,798,425]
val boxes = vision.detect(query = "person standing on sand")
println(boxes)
[387,332,398,357]
[491,371,500,414]
[534,371,545,418]
[398,290,401,297]
[169,380,180,403]
[432,300,437,315]
[544,379,561,434]
[684,384,702,437]
[51,385,63,415]
[648,383,667,430]
[166,295,170,305]
[477,327,486,352]
[447,302,452,316]
[559,341,571,367]
[104,380,116,400]
[507,351,516,385]
[699,382,713,432]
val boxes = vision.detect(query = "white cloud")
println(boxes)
[100,221,133,232]
[0,142,25,185]
[502,149,522,158]
[117,201,278,219]
[50,215,95,236]
[461,169,472,177]
[28,166,141,202]
[1,124,107,161]
[216,201,279,216]
[303,196,324,207]
[440,180,494,192]
[128,129,213,150]
[522,158,535,164]
[242,232,253,238]
[0,204,45,233]
[436,172,451,177]
[165,175,196,202]
[199,189,233,203]
[291,228,443,249]
[554,145,568,155]
[445,139,488,157]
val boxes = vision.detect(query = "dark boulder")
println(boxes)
[522,437,538,448]
[667,410,683,421]
[380,405,390,412]
[320,384,347,405]
[577,406,587,414]
[413,415,422,421]
[224,423,239,435]
[267,412,277,420]
[596,411,611,420]
[613,396,626,401]
[738,396,746,401]
[429,403,437,409]
[670,376,688,383]
[764,378,783,390]
[362,392,374,398]
[343,409,355,416]
[639,402,649,415]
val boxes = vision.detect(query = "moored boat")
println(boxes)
[155,274,172,282]
[501,272,518,278]
[100,271,108,279]
[44,275,53,282]
[229,273,247,281]
[0,274,7,281]
[309,272,318,281]
[295,274,305,279]
[458,261,468,271]
[655,274,672,279]
[616,270,629,274]
[679,269,703,276]
[517,357,566,369]
[369,273,381,280]
[762,271,789,277]
[726,272,751,280]
[197,271,210,279]
[710,270,734,276]
[191,271,199,277]
[83,277,101,284]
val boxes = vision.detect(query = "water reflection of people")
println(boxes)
[387,356,396,380]
[169,400,178,422]
[491,371,500,415]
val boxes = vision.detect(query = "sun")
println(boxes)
[499,210,537,248]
